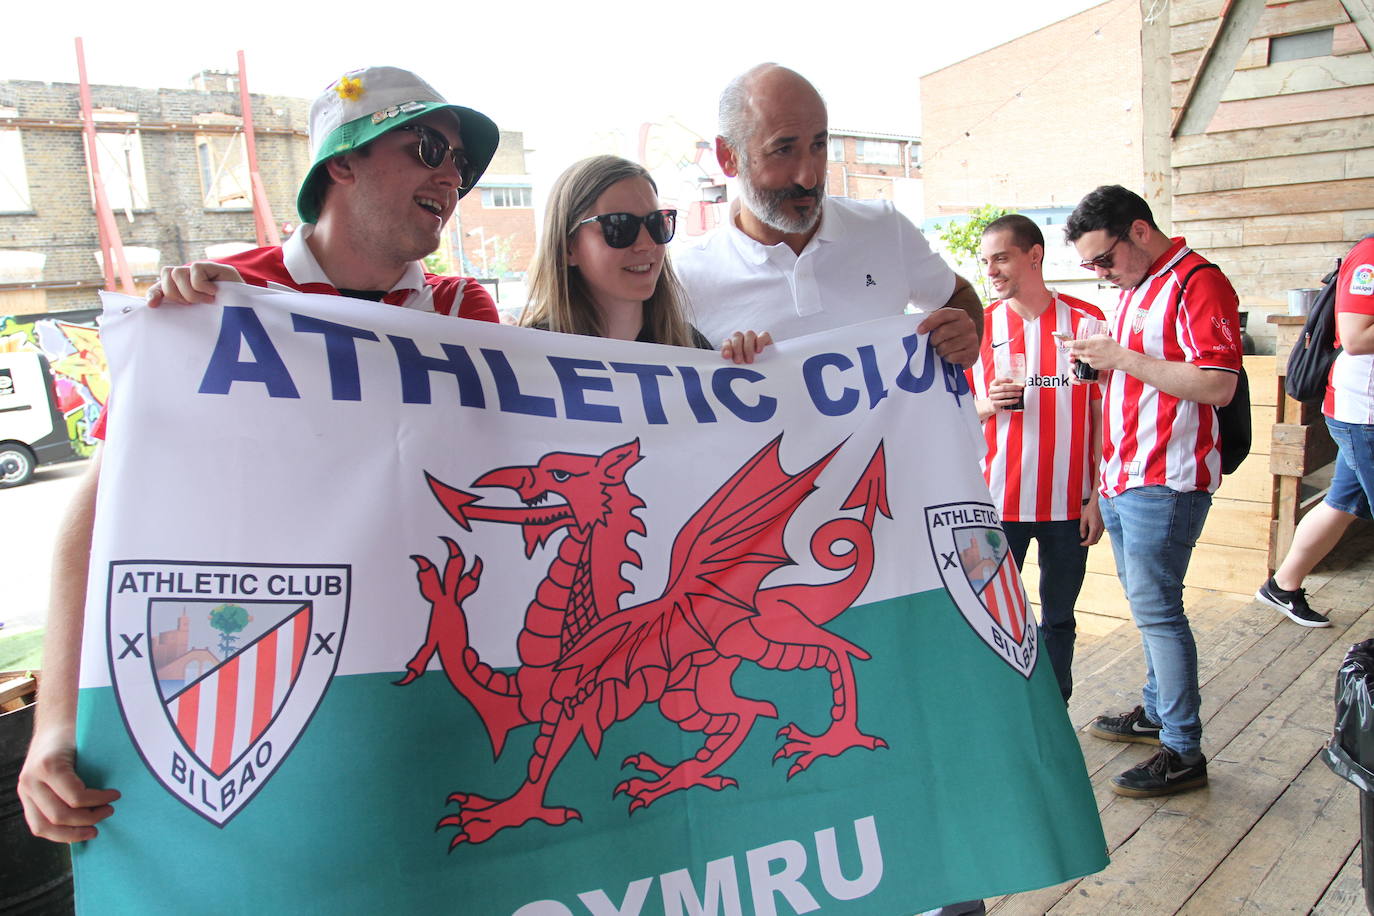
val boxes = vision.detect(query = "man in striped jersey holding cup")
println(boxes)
[968,214,1106,704]
[1065,185,1242,799]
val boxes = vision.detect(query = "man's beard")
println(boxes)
[738,163,824,235]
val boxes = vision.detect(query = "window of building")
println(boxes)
[480,186,532,208]
[0,250,46,313]
[829,136,845,161]
[88,110,150,213]
[1269,28,1334,63]
[195,113,252,210]
[856,140,901,166]
[0,108,32,213]
[92,245,161,272]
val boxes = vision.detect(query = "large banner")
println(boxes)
[75,285,1106,915]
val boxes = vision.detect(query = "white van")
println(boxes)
[0,350,81,487]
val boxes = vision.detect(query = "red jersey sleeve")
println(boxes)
[455,279,499,322]
[422,274,499,321]
[1176,265,1242,372]
[1337,238,1374,325]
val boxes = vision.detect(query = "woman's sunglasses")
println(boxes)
[395,124,475,190]
[576,209,677,249]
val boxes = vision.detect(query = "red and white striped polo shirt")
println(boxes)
[969,293,1105,521]
[220,226,498,320]
[1100,239,1241,498]
[1324,236,1374,424]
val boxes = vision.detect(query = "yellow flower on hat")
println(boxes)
[335,75,364,102]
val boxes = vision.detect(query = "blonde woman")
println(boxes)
[522,155,768,360]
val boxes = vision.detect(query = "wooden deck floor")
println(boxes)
[991,522,1374,915]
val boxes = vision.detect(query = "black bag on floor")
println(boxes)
[1324,638,1374,791]
[1323,639,1374,913]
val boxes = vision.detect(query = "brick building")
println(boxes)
[919,0,1374,339]
[826,128,922,210]
[0,71,310,314]
[920,0,1146,216]
[918,0,1147,307]
[449,130,536,279]
[0,72,541,316]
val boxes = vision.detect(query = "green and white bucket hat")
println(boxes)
[296,66,499,223]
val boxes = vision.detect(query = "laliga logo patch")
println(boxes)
[107,561,350,826]
[925,502,1036,678]
[1352,264,1374,297]
[1212,316,1236,346]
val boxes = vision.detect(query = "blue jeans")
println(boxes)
[1003,520,1086,702]
[1099,486,1212,758]
[1324,417,1374,521]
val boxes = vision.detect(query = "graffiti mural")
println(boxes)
[1,313,107,456]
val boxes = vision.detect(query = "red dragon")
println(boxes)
[398,435,890,847]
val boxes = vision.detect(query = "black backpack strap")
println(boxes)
[1170,260,1249,472]
[1171,261,1237,356]
[1172,262,1222,307]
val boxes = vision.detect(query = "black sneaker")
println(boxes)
[1255,576,1330,628]
[1087,705,1162,745]
[1111,746,1208,797]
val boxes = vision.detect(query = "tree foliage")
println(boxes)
[936,204,1014,302]
[423,252,451,275]
[209,603,251,658]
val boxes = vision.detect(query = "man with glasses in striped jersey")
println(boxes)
[1065,184,1241,799]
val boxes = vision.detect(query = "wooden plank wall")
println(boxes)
[1021,355,1275,631]
[1168,0,1374,349]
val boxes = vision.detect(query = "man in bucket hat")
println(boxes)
[150,65,500,315]
[18,67,501,843]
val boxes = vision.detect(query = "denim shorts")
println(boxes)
[1324,417,1374,521]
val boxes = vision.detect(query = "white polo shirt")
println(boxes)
[675,196,957,344]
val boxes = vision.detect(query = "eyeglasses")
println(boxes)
[575,209,677,249]
[396,124,474,189]
[1079,234,1126,272]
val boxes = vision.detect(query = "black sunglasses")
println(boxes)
[575,209,677,249]
[396,124,474,189]
[1079,234,1126,272]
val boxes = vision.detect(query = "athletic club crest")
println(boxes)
[924,502,1037,677]
[1131,306,1150,335]
[107,561,350,825]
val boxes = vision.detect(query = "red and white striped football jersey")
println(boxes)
[969,294,1105,521]
[1324,236,1374,424]
[1100,239,1241,498]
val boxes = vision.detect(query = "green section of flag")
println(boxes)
[73,589,1105,915]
